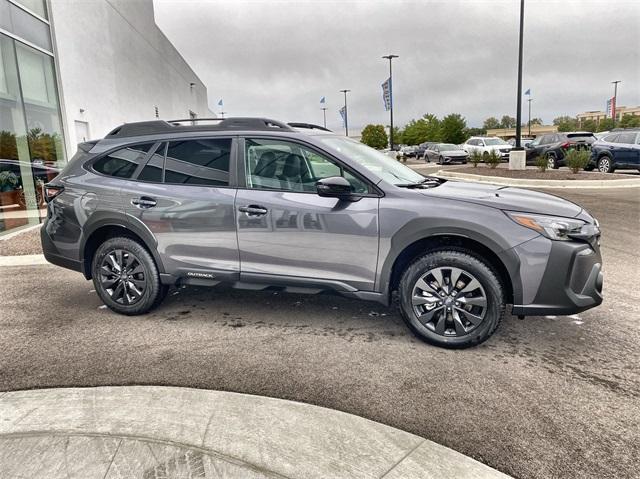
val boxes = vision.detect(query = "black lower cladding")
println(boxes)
[41,226,84,273]
[512,240,603,316]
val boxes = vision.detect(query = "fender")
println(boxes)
[376,216,525,304]
[80,212,166,277]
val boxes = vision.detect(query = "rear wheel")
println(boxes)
[598,156,613,173]
[547,153,558,169]
[398,250,505,348]
[92,237,167,315]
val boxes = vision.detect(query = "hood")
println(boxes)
[441,150,467,155]
[487,144,512,150]
[420,180,583,218]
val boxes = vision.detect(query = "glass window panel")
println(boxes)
[13,0,47,19]
[164,139,231,186]
[7,2,52,51]
[138,143,165,182]
[245,138,369,194]
[93,144,154,179]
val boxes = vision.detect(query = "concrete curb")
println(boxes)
[0,253,47,266]
[433,170,640,189]
[0,386,511,479]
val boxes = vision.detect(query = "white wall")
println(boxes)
[49,0,211,154]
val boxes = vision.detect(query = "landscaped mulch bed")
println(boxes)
[0,226,42,256]
[447,165,638,181]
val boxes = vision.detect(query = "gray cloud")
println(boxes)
[154,0,640,132]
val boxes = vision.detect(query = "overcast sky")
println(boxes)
[154,0,640,132]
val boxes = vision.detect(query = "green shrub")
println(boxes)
[486,150,501,169]
[565,148,590,174]
[535,155,548,172]
[470,150,483,168]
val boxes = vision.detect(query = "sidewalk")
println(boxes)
[0,386,511,478]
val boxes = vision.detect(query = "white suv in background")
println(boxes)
[463,137,513,160]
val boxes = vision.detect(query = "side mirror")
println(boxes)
[316,176,353,200]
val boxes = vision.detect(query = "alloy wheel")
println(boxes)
[547,156,556,169]
[598,158,610,173]
[411,266,487,337]
[99,249,147,305]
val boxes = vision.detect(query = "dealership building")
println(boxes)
[0,0,212,235]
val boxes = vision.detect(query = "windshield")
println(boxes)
[484,138,509,146]
[318,136,425,185]
[439,144,460,150]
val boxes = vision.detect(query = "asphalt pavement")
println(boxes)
[1,187,638,479]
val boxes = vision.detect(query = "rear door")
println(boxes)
[612,132,639,165]
[120,137,239,281]
[235,137,380,292]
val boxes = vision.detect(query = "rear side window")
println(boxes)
[615,132,638,144]
[138,144,165,182]
[93,143,154,178]
[164,139,231,186]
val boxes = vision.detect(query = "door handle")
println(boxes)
[239,204,268,216]
[131,196,157,209]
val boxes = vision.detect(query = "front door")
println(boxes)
[235,137,380,292]
[121,137,239,281]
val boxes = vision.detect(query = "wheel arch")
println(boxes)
[382,234,516,306]
[81,221,164,279]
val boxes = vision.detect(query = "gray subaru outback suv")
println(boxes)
[41,118,603,348]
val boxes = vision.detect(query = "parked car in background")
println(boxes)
[399,145,417,159]
[415,142,435,160]
[463,137,512,160]
[525,132,596,169]
[424,143,469,164]
[0,160,60,207]
[588,129,640,173]
[507,137,534,147]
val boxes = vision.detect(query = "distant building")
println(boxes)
[0,0,212,235]
[486,124,558,139]
[577,106,640,127]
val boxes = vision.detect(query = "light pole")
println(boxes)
[321,107,327,128]
[340,89,350,136]
[527,97,532,137]
[382,54,399,149]
[515,0,525,149]
[611,80,621,127]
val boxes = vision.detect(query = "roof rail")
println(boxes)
[288,122,333,132]
[105,117,295,139]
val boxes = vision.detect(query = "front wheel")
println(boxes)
[547,154,558,169]
[92,237,168,315]
[398,250,505,348]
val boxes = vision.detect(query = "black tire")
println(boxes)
[92,237,167,315]
[597,155,613,173]
[398,250,505,348]
[438,156,444,165]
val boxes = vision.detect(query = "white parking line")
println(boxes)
[0,254,48,266]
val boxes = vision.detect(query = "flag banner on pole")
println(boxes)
[320,97,326,104]
[338,106,346,125]
[606,97,615,118]
[382,77,392,111]
[524,89,531,96]
[218,99,223,107]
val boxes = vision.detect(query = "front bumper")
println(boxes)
[511,239,603,316]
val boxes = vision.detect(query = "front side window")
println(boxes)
[164,138,231,186]
[93,143,153,178]
[245,138,369,194]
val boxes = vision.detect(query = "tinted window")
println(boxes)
[93,143,153,178]
[615,132,638,144]
[164,138,231,186]
[603,134,618,143]
[245,138,369,194]
[138,143,165,182]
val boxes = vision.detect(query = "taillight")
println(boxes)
[44,185,64,202]
[561,141,572,149]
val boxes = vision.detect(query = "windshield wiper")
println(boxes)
[396,176,445,188]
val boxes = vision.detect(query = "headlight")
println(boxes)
[505,211,586,241]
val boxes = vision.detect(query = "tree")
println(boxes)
[553,115,577,132]
[483,117,500,130]
[360,124,388,149]
[440,114,467,144]
[529,117,543,126]
[392,126,404,145]
[580,119,597,132]
[596,118,614,132]
[618,114,640,129]
[465,127,486,138]
[500,115,516,128]
[401,113,442,145]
